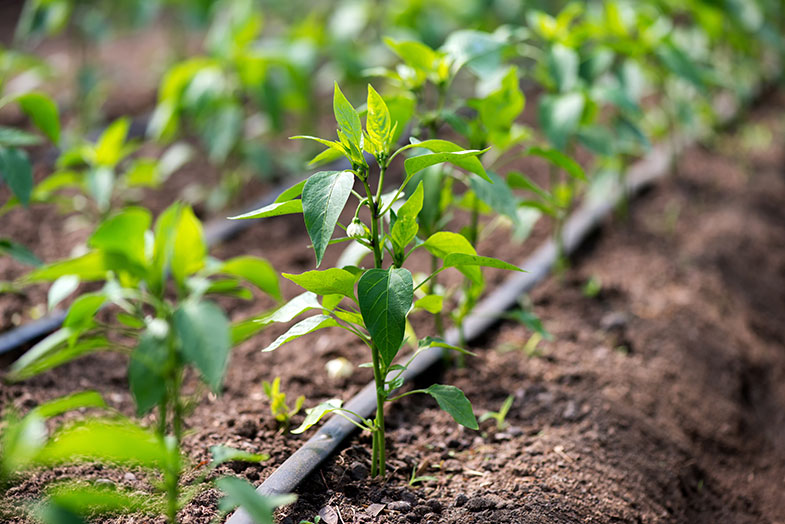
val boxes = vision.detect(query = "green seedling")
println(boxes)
[232,82,527,476]
[582,276,602,298]
[8,202,282,522]
[409,463,438,487]
[479,395,514,431]
[262,377,305,431]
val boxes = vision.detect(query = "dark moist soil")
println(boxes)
[2,89,785,524]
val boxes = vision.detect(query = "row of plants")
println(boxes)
[2,0,784,522]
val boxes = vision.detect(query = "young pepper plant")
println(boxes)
[7,201,281,522]
[231,83,524,477]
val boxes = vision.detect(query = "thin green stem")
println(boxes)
[387,389,428,403]
[430,255,445,337]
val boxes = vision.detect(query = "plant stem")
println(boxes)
[363,168,387,476]
[430,254,445,337]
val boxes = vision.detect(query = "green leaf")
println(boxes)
[418,336,476,356]
[221,256,280,300]
[16,92,60,144]
[0,146,33,206]
[172,205,207,286]
[174,300,231,393]
[357,268,413,367]
[26,252,108,282]
[216,476,296,524]
[469,171,521,223]
[95,118,131,167]
[262,314,338,352]
[0,126,43,147]
[333,83,363,149]
[391,181,424,253]
[414,295,442,314]
[63,293,106,331]
[366,84,391,152]
[526,147,586,181]
[476,67,524,133]
[538,92,585,151]
[302,170,355,266]
[0,238,41,266]
[547,43,579,93]
[44,482,156,516]
[275,179,306,202]
[88,207,151,266]
[229,200,303,220]
[209,445,269,469]
[403,140,490,182]
[503,310,553,340]
[33,391,107,419]
[230,292,322,344]
[36,420,169,469]
[283,268,357,300]
[290,399,343,434]
[384,38,438,74]
[443,253,524,272]
[422,232,481,284]
[128,333,169,415]
[657,41,705,89]
[425,384,478,430]
[48,275,79,310]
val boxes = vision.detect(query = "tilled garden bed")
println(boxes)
[2,90,785,524]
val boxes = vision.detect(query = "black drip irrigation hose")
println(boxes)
[224,94,749,524]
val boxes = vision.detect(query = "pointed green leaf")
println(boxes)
[48,275,79,311]
[0,146,33,206]
[538,92,584,151]
[217,476,296,524]
[302,170,355,266]
[228,200,303,220]
[391,181,424,252]
[357,267,413,367]
[290,399,343,434]
[425,384,478,429]
[366,84,391,151]
[174,300,230,392]
[526,147,585,181]
[209,445,269,469]
[95,118,131,167]
[16,92,60,144]
[0,126,42,147]
[262,314,338,352]
[443,253,524,272]
[414,294,443,314]
[220,256,280,300]
[171,205,206,286]
[0,238,41,266]
[26,252,108,282]
[128,333,169,415]
[283,268,357,300]
[333,83,363,149]
[422,232,481,284]
[88,207,151,266]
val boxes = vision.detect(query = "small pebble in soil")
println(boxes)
[455,493,468,507]
[426,500,442,513]
[413,504,431,516]
[388,501,412,512]
[600,311,629,331]
[244,466,259,481]
[563,400,580,420]
[349,461,368,480]
[399,490,418,504]
[95,479,114,489]
[122,472,137,482]
[236,419,257,438]
[465,496,497,511]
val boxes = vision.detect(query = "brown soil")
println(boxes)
[1,90,785,524]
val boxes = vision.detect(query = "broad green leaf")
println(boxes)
[302,170,355,267]
[174,300,230,392]
[33,391,107,419]
[231,292,322,344]
[443,253,524,272]
[229,200,302,220]
[538,92,584,151]
[0,126,43,147]
[391,181,424,252]
[290,399,343,434]
[422,232,481,284]
[95,118,130,167]
[172,205,206,286]
[547,43,579,92]
[476,67,525,133]
[275,179,306,202]
[216,476,296,524]
[221,256,280,300]
[0,238,41,266]
[425,384,478,429]
[34,503,87,524]
[333,83,363,149]
[87,166,114,213]
[209,445,269,469]
[442,29,506,76]
[507,171,552,202]
[526,147,586,181]
[36,420,168,469]
[0,146,33,206]
[16,92,60,144]
[403,139,490,182]
[63,293,106,331]
[88,207,151,266]
[204,103,243,163]
[26,252,108,282]
[357,267,413,367]
[9,336,109,380]
[384,38,438,74]
[48,275,79,310]
[283,268,357,300]
[262,314,338,352]
[128,333,169,415]
[469,172,520,223]
[414,295,442,314]
[366,84,391,152]
[45,482,156,516]
[657,41,705,89]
